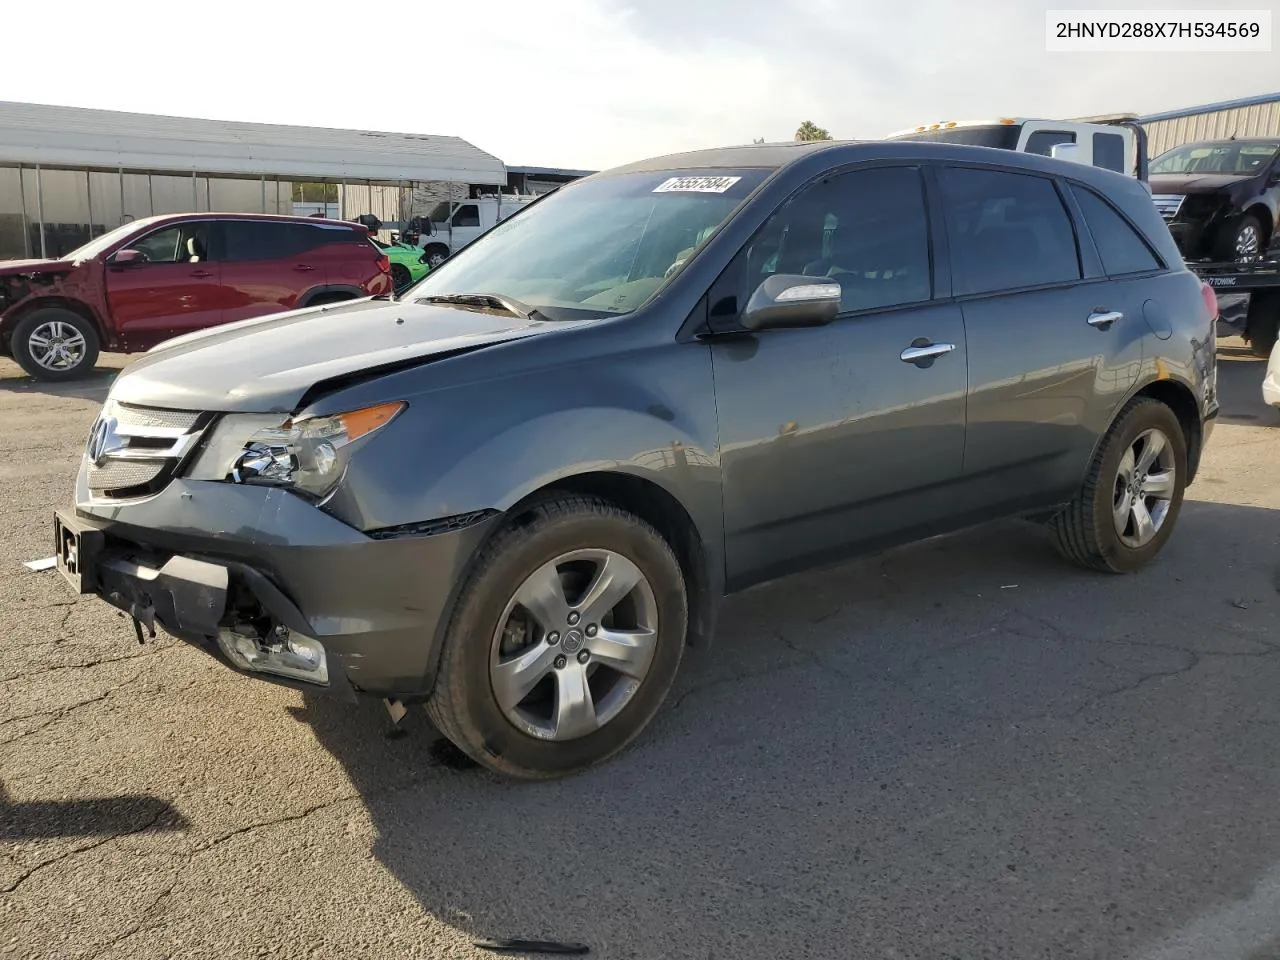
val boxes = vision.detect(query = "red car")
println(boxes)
[0,212,393,381]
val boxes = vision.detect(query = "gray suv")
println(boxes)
[53,141,1220,779]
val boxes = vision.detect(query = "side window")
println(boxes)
[939,167,1080,295]
[128,222,210,263]
[1024,130,1076,157]
[452,204,481,227]
[713,166,931,320]
[223,222,315,261]
[1094,133,1126,173]
[1071,184,1162,275]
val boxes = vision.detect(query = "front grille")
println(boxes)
[1151,194,1185,221]
[85,402,211,498]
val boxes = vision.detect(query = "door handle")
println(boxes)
[1087,309,1123,329]
[900,341,956,366]
[294,264,316,272]
[190,270,213,278]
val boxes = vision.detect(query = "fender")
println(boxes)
[297,284,366,307]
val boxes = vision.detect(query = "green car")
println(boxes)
[372,239,431,292]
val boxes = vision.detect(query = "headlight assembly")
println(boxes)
[186,402,405,499]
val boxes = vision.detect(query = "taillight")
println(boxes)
[1200,281,1218,321]
[376,255,390,274]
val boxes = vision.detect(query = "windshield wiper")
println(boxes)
[417,293,551,322]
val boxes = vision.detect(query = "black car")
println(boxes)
[53,141,1220,779]
[1148,137,1280,262]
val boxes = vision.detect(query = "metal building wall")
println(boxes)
[1145,100,1280,157]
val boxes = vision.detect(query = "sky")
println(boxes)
[1,0,1277,171]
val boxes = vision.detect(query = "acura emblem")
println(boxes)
[86,415,121,466]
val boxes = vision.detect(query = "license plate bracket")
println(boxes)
[53,509,104,594]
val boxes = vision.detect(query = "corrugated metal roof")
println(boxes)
[1143,100,1280,156]
[0,101,506,184]
[1137,91,1280,124]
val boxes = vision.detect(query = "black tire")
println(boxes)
[1213,212,1266,263]
[423,244,449,268]
[427,496,688,779]
[307,293,355,308]
[11,307,101,382]
[1049,398,1188,574]
[390,264,412,292]
[1244,292,1280,359]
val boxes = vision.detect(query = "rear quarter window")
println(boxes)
[1070,184,1163,276]
[938,166,1081,295]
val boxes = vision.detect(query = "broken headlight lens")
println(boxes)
[188,402,405,498]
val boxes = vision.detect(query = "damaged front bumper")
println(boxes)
[54,475,497,701]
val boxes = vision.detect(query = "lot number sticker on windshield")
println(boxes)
[652,176,742,194]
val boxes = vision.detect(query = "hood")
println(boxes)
[110,298,551,413]
[0,258,76,278]
[1148,173,1251,196]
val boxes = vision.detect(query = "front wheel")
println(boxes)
[1215,213,1266,263]
[427,496,688,779]
[1049,398,1188,573]
[12,308,101,381]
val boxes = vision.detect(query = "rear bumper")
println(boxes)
[62,475,496,699]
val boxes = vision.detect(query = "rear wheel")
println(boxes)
[12,307,101,382]
[308,293,355,307]
[390,264,412,292]
[427,496,688,779]
[424,244,449,268]
[1049,398,1188,573]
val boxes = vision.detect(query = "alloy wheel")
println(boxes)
[1236,224,1261,262]
[1112,427,1177,549]
[490,549,659,741]
[27,320,87,372]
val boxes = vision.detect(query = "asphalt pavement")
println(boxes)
[1,343,1278,960]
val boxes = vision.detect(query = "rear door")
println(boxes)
[937,164,1144,512]
[214,220,322,322]
[105,219,220,348]
[709,164,969,588]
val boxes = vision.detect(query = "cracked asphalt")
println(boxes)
[2,342,1279,960]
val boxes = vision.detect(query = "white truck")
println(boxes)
[414,194,540,267]
[884,115,1150,181]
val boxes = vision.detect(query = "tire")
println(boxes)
[1245,292,1280,359]
[11,307,101,382]
[423,244,449,268]
[308,293,354,307]
[427,495,688,779]
[1214,212,1266,263]
[390,264,412,292]
[1049,398,1188,574]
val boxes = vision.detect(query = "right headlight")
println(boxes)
[186,402,405,499]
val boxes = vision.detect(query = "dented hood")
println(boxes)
[110,298,548,413]
[0,258,77,277]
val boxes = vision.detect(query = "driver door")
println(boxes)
[105,220,222,350]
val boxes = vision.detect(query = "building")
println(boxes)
[0,101,511,260]
[1138,91,1280,158]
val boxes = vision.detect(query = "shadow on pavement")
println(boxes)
[295,494,1280,958]
[1215,342,1279,428]
[0,782,187,841]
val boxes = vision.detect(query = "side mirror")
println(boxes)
[740,274,841,332]
[1050,142,1087,166]
[111,249,146,267]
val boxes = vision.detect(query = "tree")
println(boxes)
[752,137,766,144]
[794,121,833,142]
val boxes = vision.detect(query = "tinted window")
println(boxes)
[453,205,481,227]
[222,222,318,261]
[128,221,210,263]
[1094,133,1126,173]
[713,166,931,320]
[1071,185,1162,275]
[939,167,1080,295]
[1025,130,1075,156]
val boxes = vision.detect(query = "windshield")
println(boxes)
[1150,140,1280,176]
[887,125,1021,150]
[61,217,162,262]
[407,169,770,319]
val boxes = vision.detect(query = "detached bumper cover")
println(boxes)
[64,473,497,699]
[1264,344,1280,408]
